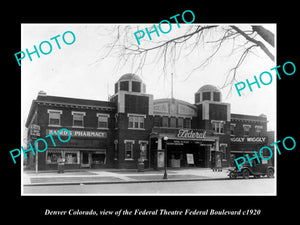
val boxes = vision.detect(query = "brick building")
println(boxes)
[24,73,271,170]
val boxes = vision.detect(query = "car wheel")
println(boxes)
[242,169,250,179]
[229,172,237,179]
[266,168,274,178]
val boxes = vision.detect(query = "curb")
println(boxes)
[23,177,230,187]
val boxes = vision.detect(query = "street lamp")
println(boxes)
[163,136,168,179]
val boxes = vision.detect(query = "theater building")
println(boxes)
[24,73,270,170]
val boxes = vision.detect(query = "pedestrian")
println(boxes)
[57,156,65,173]
[216,154,222,172]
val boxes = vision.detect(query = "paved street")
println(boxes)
[23,178,275,195]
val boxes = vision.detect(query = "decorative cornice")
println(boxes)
[36,100,116,111]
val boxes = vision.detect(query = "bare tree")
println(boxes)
[100,24,274,94]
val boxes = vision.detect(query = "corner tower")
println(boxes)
[194,84,231,167]
[110,73,153,169]
[194,84,222,104]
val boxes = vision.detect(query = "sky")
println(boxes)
[21,23,276,134]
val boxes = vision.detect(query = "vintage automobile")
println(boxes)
[228,160,274,179]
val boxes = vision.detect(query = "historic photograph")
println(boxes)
[20,23,276,195]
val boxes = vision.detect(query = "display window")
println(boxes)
[91,152,106,165]
[46,150,79,164]
[46,152,62,164]
[65,152,79,164]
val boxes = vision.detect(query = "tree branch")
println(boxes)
[252,25,274,47]
[230,25,274,62]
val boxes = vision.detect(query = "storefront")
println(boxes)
[230,136,268,166]
[41,128,111,170]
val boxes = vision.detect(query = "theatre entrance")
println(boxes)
[166,142,208,168]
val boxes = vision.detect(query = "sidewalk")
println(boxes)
[23,168,230,186]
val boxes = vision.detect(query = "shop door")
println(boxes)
[81,152,90,167]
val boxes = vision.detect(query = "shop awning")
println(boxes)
[231,150,258,154]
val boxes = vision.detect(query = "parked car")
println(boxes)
[228,159,274,179]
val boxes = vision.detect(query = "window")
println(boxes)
[162,116,169,127]
[114,83,118,94]
[97,113,109,129]
[184,118,191,128]
[46,151,62,164]
[255,125,263,136]
[92,152,106,165]
[154,116,161,127]
[124,140,134,160]
[132,81,141,92]
[48,109,62,126]
[120,81,129,91]
[128,114,145,129]
[243,124,251,136]
[212,120,224,134]
[65,151,79,164]
[177,118,184,128]
[213,92,221,102]
[72,111,85,127]
[170,117,176,128]
[230,123,236,135]
[195,93,200,103]
[202,92,211,101]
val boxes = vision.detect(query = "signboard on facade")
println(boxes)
[157,152,164,168]
[30,124,40,137]
[178,104,196,116]
[153,103,169,114]
[46,128,107,138]
[230,136,267,143]
[177,129,206,139]
[186,154,194,164]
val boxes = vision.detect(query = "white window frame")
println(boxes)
[243,124,251,136]
[128,113,146,130]
[47,109,62,127]
[72,111,86,128]
[211,120,225,134]
[97,113,110,129]
[255,125,263,135]
[124,140,135,160]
